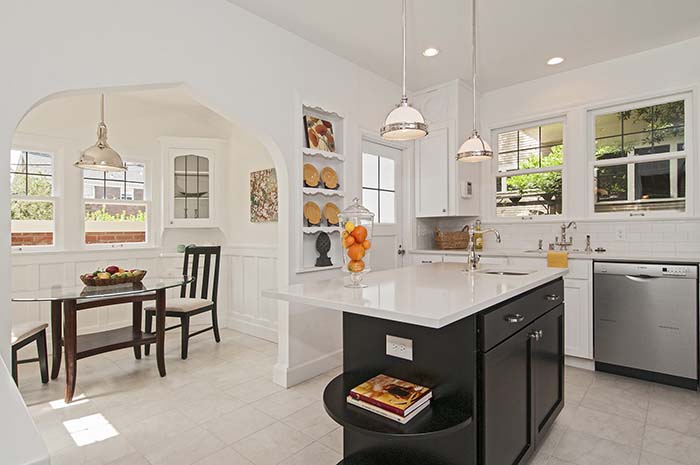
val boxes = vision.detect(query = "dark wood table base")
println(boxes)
[56,289,168,403]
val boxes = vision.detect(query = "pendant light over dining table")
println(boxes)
[456,0,492,162]
[380,0,428,141]
[74,94,126,172]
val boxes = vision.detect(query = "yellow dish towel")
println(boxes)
[547,251,569,268]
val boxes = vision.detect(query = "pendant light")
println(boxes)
[456,0,492,162]
[380,0,428,141]
[75,94,126,172]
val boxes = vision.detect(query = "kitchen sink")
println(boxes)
[477,269,535,276]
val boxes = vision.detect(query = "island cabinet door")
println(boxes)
[532,304,565,445]
[480,328,533,465]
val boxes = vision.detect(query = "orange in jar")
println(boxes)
[343,235,356,248]
[350,225,367,243]
[348,260,365,273]
[347,244,365,261]
[362,240,371,250]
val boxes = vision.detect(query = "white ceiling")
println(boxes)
[226,0,700,92]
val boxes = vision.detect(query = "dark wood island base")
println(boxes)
[323,278,565,465]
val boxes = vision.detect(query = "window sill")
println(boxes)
[12,246,160,256]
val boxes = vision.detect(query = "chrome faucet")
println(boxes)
[555,221,577,251]
[466,225,501,271]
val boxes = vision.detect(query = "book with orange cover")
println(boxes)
[348,374,432,417]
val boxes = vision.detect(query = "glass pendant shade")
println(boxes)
[75,95,126,172]
[456,131,492,162]
[380,99,428,141]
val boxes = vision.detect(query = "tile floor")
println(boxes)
[15,328,700,465]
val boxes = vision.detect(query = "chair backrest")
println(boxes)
[181,246,221,303]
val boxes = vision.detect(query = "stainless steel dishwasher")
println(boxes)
[594,262,698,389]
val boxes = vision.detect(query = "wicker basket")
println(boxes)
[80,270,147,287]
[435,226,470,250]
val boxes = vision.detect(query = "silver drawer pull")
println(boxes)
[544,294,560,301]
[504,314,525,324]
[529,329,543,341]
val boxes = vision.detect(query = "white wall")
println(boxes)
[0,0,402,384]
[474,36,700,252]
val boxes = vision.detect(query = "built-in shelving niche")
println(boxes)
[298,104,346,273]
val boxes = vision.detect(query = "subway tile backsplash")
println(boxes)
[415,217,700,258]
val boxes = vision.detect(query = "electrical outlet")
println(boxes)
[386,335,413,361]
[615,228,625,240]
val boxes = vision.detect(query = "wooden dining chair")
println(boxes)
[144,245,221,359]
[11,321,49,385]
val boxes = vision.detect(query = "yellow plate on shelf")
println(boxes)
[320,166,338,189]
[323,202,340,226]
[303,201,322,225]
[303,163,320,188]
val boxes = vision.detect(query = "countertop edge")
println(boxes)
[262,268,568,328]
[409,249,700,263]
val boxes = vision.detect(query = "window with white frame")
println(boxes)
[592,96,687,214]
[83,162,147,245]
[362,151,396,224]
[10,150,55,247]
[495,121,564,217]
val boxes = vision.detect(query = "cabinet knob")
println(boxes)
[529,329,543,341]
[442,208,446,213]
[504,313,525,324]
[544,294,560,301]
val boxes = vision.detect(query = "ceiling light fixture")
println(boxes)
[547,56,565,65]
[75,94,126,172]
[457,0,492,162]
[380,0,428,141]
[422,47,440,57]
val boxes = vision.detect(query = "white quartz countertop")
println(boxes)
[263,263,568,328]
[0,358,49,465]
[410,248,700,263]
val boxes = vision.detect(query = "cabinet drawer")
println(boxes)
[479,279,564,351]
[412,254,444,265]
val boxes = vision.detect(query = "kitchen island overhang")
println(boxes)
[264,263,568,465]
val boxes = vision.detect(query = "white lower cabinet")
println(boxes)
[563,278,592,359]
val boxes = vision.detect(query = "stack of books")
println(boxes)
[347,374,432,424]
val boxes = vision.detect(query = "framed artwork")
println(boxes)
[304,115,336,152]
[250,168,278,222]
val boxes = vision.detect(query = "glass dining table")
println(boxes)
[12,276,194,403]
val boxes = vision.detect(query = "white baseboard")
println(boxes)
[273,349,342,388]
[225,315,278,343]
[565,355,595,371]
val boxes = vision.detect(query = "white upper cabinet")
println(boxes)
[412,80,481,217]
[160,137,224,229]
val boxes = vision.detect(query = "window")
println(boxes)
[593,97,686,214]
[10,150,55,247]
[495,121,564,217]
[83,162,147,245]
[362,152,396,223]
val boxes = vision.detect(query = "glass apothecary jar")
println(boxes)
[338,198,374,288]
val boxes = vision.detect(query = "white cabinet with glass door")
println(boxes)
[362,138,404,270]
[161,137,222,228]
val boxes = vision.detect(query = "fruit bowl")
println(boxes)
[80,268,147,287]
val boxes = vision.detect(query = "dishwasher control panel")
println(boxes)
[662,266,691,276]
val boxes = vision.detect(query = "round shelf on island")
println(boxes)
[322,373,472,439]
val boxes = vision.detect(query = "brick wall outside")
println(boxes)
[12,232,54,246]
[85,231,146,244]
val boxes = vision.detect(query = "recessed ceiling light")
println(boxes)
[547,56,564,65]
[422,48,440,57]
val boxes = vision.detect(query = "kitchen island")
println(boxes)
[264,263,568,465]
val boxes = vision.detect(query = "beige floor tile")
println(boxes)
[536,423,567,459]
[251,388,317,420]
[640,451,689,465]
[553,429,640,465]
[278,441,342,465]
[49,436,138,465]
[193,446,255,465]
[580,381,650,422]
[144,425,226,465]
[282,403,339,440]
[318,427,343,455]
[227,376,286,404]
[647,400,700,439]
[201,405,277,445]
[564,367,595,389]
[122,409,198,453]
[569,405,645,448]
[643,424,700,465]
[233,422,314,465]
[564,382,588,405]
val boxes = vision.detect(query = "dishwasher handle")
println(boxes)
[625,274,659,282]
